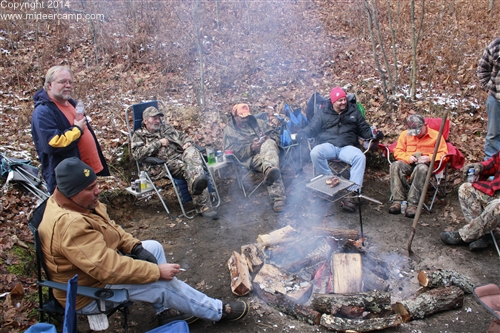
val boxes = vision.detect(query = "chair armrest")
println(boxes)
[39,280,129,305]
[143,157,166,165]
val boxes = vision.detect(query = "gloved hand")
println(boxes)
[463,163,483,178]
[131,244,158,264]
[374,131,384,141]
[295,131,308,142]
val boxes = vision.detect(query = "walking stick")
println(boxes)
[407,110,449,255]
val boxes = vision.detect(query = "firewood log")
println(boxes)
[311,290,392,315]
[227,251,252,296]
[362,267,390,292]
[241,243,265,273]
[311,227,359,240]
[417,269,474,293]
[257,225,297,247]
[394,286,464,322]
[320,313,403,332]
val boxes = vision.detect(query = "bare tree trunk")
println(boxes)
[364,0,388,101]
[387,0,399,92]
[215,0,220,29]
[370,0,394,94]
[410,0,417,100]
[488,0,494,13]
[194,0,206,108]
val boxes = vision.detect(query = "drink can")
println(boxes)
[131,179,136,191]
[216,150,223,162]
[401,201,408,214]
[135,179,141,193]
[467,168,475,183]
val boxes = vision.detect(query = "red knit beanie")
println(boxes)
[330,87,347,104]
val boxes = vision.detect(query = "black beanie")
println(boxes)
[55,157,97,197]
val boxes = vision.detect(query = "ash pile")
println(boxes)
[227,225,474,332]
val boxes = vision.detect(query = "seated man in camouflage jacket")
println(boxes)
[132,106,218,220]
[223,103,286,212]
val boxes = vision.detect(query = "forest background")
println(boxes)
[0,0,498,330]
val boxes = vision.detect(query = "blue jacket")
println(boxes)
[31,89,109,193]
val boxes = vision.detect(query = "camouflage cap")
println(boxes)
[143,106,164,119]
[407,114,425,136]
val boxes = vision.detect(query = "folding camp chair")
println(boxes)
[125,100,220,219]
[0,153,49,200]
[380,118,465,211]
[473,283,500,333]
[225,152,266,197]
[28,200,132,332]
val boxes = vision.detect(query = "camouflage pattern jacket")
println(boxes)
[223,115,280,168]
[131,123,194,178]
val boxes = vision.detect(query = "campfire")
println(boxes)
[227,225,474,332]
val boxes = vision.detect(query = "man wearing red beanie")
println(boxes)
[296,86,383,212]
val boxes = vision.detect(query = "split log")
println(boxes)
[241,243,265,273]
[332,253,362,294]
[227,251,252,296]
[311,290,392,316]
[417,269,474,294]
[311,227,360,240]
[320,313,403,332]
[284,237,334,272]
[257,225,297,247]
[254,287,321,325]
[394,286,464,322]
[362,267,390,292]
[252,264,313,304]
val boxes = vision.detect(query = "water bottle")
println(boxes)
[467,168,475,183]
[75,100,85,120]
[206,146,216,165]
[140,171,148,191]
[400,201,408,214]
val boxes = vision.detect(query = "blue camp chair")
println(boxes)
[125,100,220,219]
[145,320,190,333]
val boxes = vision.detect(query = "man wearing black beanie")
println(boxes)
[38,157,248,327]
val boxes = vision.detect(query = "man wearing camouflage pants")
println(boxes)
[223,104,286,212]
[132,106,218,220]
[440,152,500,251]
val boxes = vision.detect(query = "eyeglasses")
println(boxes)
[54,79,74,86]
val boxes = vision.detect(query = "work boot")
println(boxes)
[158,308,198,326]
[192,175,208,195]
[201,209,219,220]
[405,204,417,218]
[469,234,492,252]
[440,231,467,246]
[273,200,285,213]
[264,167,280,186]
[220,301,249,322]
[341,195,356,213]
[389,201,401,214]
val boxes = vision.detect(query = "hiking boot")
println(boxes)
[341,196,356,213]
[264,167,280,186]
[220,301,249,322]
[192,175,208,195]
[405,204,417,218]
[440,231,467,246]
[273,200,285,213]
[389,201,401,214]
[158,308,198,326]
[469,234,492,252]
[201,209,219,220]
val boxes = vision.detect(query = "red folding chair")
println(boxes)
[380,118,464,211]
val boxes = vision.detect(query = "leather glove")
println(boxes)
[374,131,384,141]
[131,244,158,264]
[295,131,308,142]
[463,163,483,178]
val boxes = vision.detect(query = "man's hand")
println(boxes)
[374,130,384,141]
[409,155,418,164]
[131,244,158,264]
[158,263,182,280]
[417,155,430,164]
[295,131,307,142]
[182,142,192,150]
[463,163,483,178]
[159,138,169,146]
[251,138,263,152]
[74,117,86,130]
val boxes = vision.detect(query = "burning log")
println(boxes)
[241,243,265,273]
[311,290,392,316]
[257,225,297,247]
[311,227,360,240]
[254,288,322,325]
[362,267,390,292]
[332,253,362,294]
[320,313,403,332]
[417,269,474,293]
[227,251,252,296]
[394,286,464,322]
[284,237,334,272]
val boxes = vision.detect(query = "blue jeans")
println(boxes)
[310,143,366,188]
[485,94,500,159]
[78,240,222,320]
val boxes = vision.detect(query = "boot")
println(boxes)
[341,195,356,213]
[273,200,285,213]
[201,209,219,220]
[389,201,401,214]
[469,234,492,252]
[264,167,280,186]
[440,231,467,246]
[192,175,208,195]
[405,204,417,218]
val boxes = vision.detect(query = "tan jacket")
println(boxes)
[38,190,160,309]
